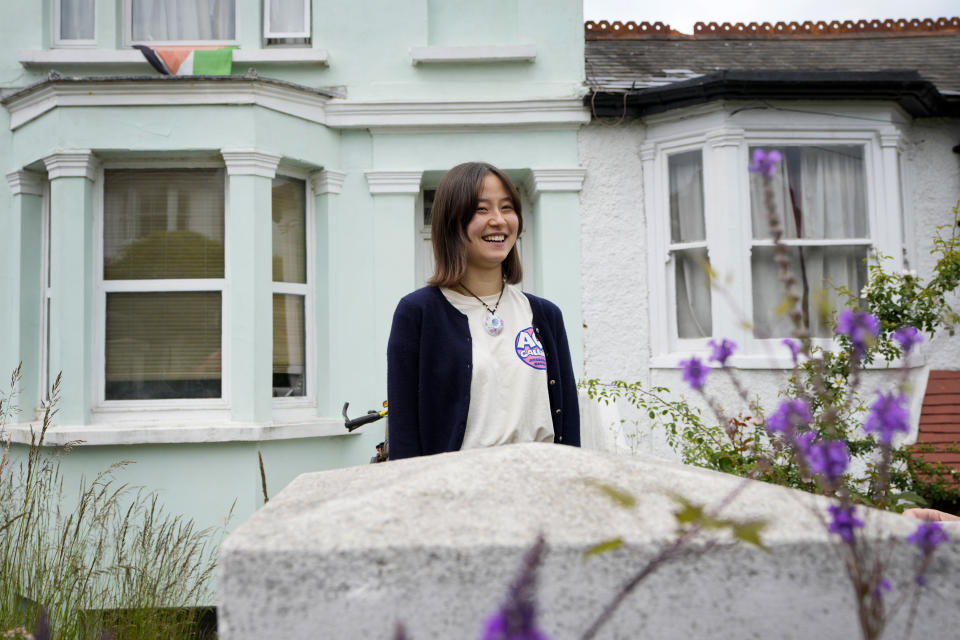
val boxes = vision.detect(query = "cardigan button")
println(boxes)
[554,409,561,415]
[549,379,556,385]
[558,435,563,442]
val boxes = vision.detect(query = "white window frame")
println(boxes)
[272,166,316,421]
[38,180,52,409]
[93,159,231,423]
[644,103,905,369]
[123,0,239,47]
[53,0,97,48]
[263,0,311,40]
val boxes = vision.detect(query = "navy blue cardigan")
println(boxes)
[387,286,580,459]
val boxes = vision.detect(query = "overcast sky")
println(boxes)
[583,0,959,35]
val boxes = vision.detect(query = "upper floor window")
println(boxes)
[55,0,96,45]
[264,0,310,41]
[128,0,237,43]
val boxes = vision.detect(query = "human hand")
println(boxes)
[903,508,960,522]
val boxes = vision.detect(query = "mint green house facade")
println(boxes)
[0,0,588,536]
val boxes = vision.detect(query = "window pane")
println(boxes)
[674,247,712,338]
[268,0,307,33]
[131,0,236,41]
[669,150,705,244]
[104,170,225,280]
[750,145,867,240]
[273,294,305,397]
[752,245,868,338]
[272,176,306,283]
[60,0,95,40]
[423,189,436,227]
[106,292,221,400]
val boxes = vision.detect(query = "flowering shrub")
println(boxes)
[575,161,959,640]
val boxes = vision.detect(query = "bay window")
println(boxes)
[102,169,225,400]
[749,145,869,338]
[646,107,905,367]
[271,175,308,398]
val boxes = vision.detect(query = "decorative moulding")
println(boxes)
[17,48,329,68]
[3,81,589,131]
[364,171,423,195]
[221,149,283,178]
[525,168,587,194]
[310,169,347,194]
[705,128,745,148]
[42,150,98,180]
[325,97,590,129]
[3,80,332,130]
[584,17,960,39]
[6,170,43,196]
[410,44,536,65]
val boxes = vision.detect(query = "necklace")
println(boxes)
[459,280,506,336]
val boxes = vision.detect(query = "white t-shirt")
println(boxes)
[441,284,554,449]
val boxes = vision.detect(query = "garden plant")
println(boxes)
[0,370,225,640]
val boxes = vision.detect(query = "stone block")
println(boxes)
[218,442,960,638]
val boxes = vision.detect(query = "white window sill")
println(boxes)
[1,418,351,447]
[410,44,536,65]
[17,48,329,69]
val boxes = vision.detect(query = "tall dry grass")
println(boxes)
[1,367,226,639]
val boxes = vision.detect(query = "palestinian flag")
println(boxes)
[135,45,237,75]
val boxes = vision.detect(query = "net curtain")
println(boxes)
[750,146,867,337]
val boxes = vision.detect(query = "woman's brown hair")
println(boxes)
[428,162,524,288]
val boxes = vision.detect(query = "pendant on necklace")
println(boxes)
[483,311,504,336]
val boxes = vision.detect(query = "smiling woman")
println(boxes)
[386,162,580,459]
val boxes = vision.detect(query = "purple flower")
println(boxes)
[907,522,950,555]
[892,326,923,355]
[481,536,550,640]
[873,578,892,599]
[707,339,736,367]
[804,439,849,484]
[828,504,864,543]
[765,398,812,436]
[794,431,815,455]
[782,339,801,364]
[836,310,880,359]
[748,149,783,177]
[680,357,708,391]
[863,391,909,445]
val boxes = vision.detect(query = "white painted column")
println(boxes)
[4,170,44,417]
[878,130,906,272]
[364,170,422,385]
[703,128,750,348]
[309,168,346,416]
[42,151,98,424]
[222,149,282,423]
[525,168,586,377]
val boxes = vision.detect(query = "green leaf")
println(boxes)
[585,537,624,557]
[586,480,637,508]
[732,520,768,549]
